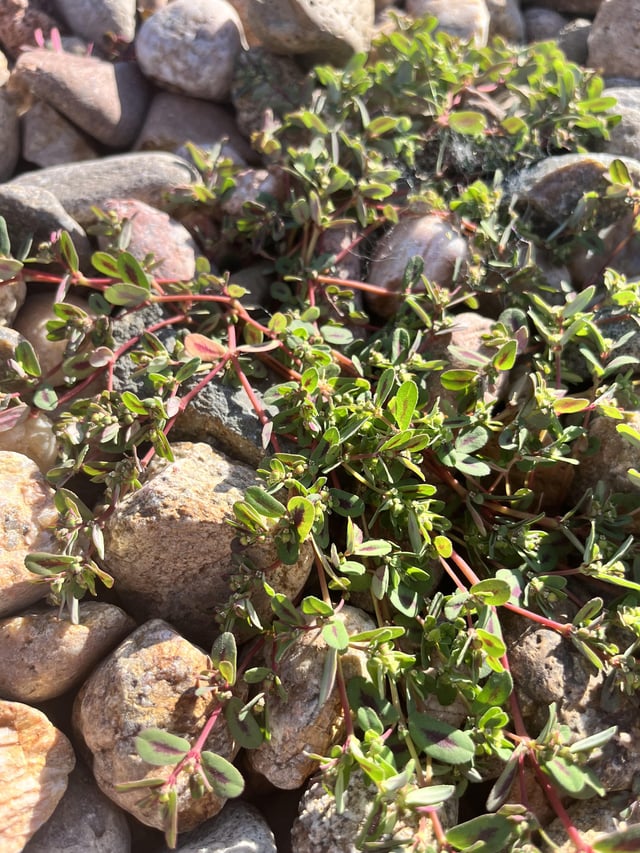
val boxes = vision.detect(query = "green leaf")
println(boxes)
[446,814,513,853]
[245,486,286,519]
[441,369,477,391]
[0,216,11,255]
[322,619,350,652]
[542,755,597,796]
[104,283,150,307]
[616,422,640,448]
[135,728,190,766]
[288,496,315,540]
[569,725,617,754]
[224,696,264,749]
[553,397,590,414]
[117,251,151,290]
[403,784,455,808]
[492,340,517,371]
[471,578,511,606]
[390,379,418,431]
[353,539,393,557]
[455,426,488,455]
[59,230,79,272]
[448,111,488,136]
[349,626,405,643]
[320,324,354,346]
[91,251,120,277]
[301,596,334,617]
[24,552,78,576]
[434,535,452,558]
[408,711,475,765]
[330,489,365,517]
[210,631,237,685]
[609,158,632,186]
[318,645,338,706]
[486,748,521,811]
[32,386,58,411]
[200,752,245,798]
[15,340,41,377]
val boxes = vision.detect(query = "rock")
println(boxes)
[406,0,490,45]
[96,199,199,281]
[366,215,468,318]
[523,7,568,42]
[0,0,60,57]
[292,769,458,853]
[504,613,640,792]
[604,86,640,161]
[164,800,277,852]
[486,0,525,42]
[247,606,374,789]
[0,602,135,702]
[0,277,25,326]
[0,326,28,391]
[544,792,640,852]
[520,0,601,12]
[572,411,640,500]
[0,408,58,473]
[23,761,131,853]
[0,50,9,85]
[588,0,640,80]
[12,289,94,386]
[226,0,262,46]
[8,152,201,226]
[0,700,75,853]
[53,0,137,46]
[0,184,91,264]
[134,91,256,165]
[0,451,59,618]
[249,0,375,65]
[556,18,591,64]
[512,152,640,229]
[73,619,242,831]
[231,47,312,139]
[0,89,20,181]
[220,168,284,218]
[136,0,244,101]
[10,50,151,148]
[22,100,99,167]
[101,442,313,645]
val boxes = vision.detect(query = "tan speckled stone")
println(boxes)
[0,701,75,853]
[0,451,59,618]
[247,606,374,789]
[102,442,313,646]
[0,602,135,702]
[73,619,242,831]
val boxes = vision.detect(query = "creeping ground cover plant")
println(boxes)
[3,14,640,852]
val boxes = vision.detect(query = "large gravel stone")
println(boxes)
[23,761,131,853]
[0,409,58,474]
[0,276,25,327]
[22,100,99,168]
[73,619,242,831]
[101,442,313,645]
[504,613,640,792]
[366,215,469,317]
[10,50,151,148]
[0,89,19,181]
[0,700,75,853]
[0,451,59,618]
[136,0,244,101]
[544,792,640,852]
[53,0,137,45]
[8,152,200,226]
[249,0,375,65]
[0,184,91,264]
[0,602,135,702]
[165,800,276,852]
[407,0,490,45]
[589,0,640,79]
[247,606,374,789]
[486,0,524,42]
[0,0,59,57]
[95,198,199,281]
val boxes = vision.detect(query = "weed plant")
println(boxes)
[2,16,640,852]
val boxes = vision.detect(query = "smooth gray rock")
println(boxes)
[101,442,313,646]
[523,7,568,42]
[10,50,151,148]
[604,86,640,160]
[0,89,19,181]
[136,0,244,101]
[556,18,591,64]
[249,0,375,65]
[23,762,131,853]
[22,100,99,168]
[589,0,640,80]
[486,0,525,42]
[165,801,276,853]
[8,152,200,226]
[0,184,91,264]
[53,0,137,45]
[407,0,490,45]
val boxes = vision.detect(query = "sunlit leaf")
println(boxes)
[200,752,245,798]
[135,728,190,766]
[408,711,475,765]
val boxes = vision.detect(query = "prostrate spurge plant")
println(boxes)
[2,16,640,852]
